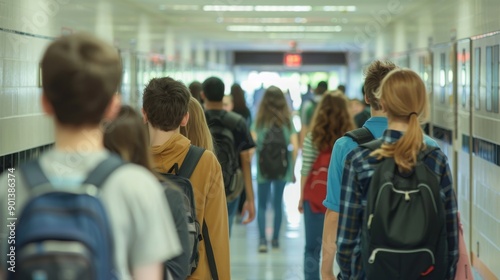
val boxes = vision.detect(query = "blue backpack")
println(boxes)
[12,155,123,280]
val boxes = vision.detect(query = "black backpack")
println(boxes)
[258,124,289,180]
[206,111,244,200]
[344,127,374,145]
[360,140,448,280]
[161,145,218,280]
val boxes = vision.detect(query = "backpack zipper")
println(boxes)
[368,248,435,264]
[391,188,420,201]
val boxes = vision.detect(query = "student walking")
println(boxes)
[104,105,191,280]
[299,91,355,280]
[336,69,459,279]
[143,77,231,280]
[252,86,298,253]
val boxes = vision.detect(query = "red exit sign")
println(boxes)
[284,53,302,67]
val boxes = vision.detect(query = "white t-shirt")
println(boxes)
[0,149,182,280]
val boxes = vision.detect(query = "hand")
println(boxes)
[298,198,304,213]
[240,199,256,224]
[321,272,337,280]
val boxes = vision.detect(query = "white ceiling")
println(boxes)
[31,0,500,53]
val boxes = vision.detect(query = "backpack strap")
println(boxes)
[22,154,124,190]
[359,139,384,151]
[83,154,124,188]
[220,111,241,131]
[202,220,219,280]
[344,127,375,145]
[178,145,205,179]
[22,160,50,188]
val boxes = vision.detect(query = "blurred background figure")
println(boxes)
[189,81,203,105]
[223,95,234,112]
[230,83,252,128]
[354,84,371,128]
[337,84,346,94]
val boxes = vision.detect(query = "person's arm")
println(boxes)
[438,157,459,279]
[299,134,318,212]
[204,156,231,279]
[321,209,339,280]
[321,140,347,279]
[133,263,163,280]
[290,131,299,183]
[336,152,363,279]
[239,149,255,223]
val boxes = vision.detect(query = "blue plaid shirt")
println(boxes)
[336,129,459,280]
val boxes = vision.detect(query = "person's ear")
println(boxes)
[41,93,54,116]
[364,93,370,105]
[180,112,189,127]
[142,108,148,124]
[103,94,121,120]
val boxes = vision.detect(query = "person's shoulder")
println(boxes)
[333,135,359,155]
[104,164,163,194]
[423,134,440,147]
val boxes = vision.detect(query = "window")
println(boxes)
[492,45,499,113]
[474,47,481,110]
[486,46,492,112]
[440,53,446,103]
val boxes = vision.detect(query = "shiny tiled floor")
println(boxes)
[230,155,485,280]
[230,176,305,280]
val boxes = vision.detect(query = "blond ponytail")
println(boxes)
[370,69,428,173]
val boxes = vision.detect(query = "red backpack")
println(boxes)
[303,148,332,213]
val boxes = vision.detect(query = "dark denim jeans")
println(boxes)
[303,201,325,280]
[257,180,286,240]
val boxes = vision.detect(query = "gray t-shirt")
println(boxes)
[0,149,182,280]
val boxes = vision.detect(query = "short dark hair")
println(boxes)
[364,60,397,110]
[143,77,190,131]
[316,81,328,95]
[337,84,346,93]
[41,33,121,126]
[189,81,202,103]
[202,77,225,102]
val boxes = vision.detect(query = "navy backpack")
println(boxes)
[12,155,123,280]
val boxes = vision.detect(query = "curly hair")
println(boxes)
[310,91,355,151]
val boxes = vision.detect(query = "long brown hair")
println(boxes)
[103,105,160,177]
[255,86,291,130]
[180,97,215,152]
[370,69,429,173]
[230,84,248,113]
[310,91,355,151]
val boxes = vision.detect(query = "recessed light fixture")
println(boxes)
[254,6,312,12]
[322,6,356,12]
[203,5,313,12]
[203,5,253,11]
[226,25,342,32]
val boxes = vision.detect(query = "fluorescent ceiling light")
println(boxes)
[203,5,253,11]
[254,5,312,12]
[172,5,199,11]
[227,25,342,32]
[221,17,308,24]
[203,5,312,12]
[322,6,357,12]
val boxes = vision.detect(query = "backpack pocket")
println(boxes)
[366,248,436,279]
[18,240,94,280]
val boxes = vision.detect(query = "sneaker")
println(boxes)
[271,239,279,249]
[258,239,268,253]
